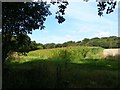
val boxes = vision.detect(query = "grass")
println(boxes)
[3,46,119,88]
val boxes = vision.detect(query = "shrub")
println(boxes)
[6,51,20,61]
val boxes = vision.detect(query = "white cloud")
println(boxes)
[65,35,74,40]
[96,31,110,37]
[78,26,92,33]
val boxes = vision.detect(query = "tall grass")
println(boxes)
[11,46,103,63]
[3,46,119,88]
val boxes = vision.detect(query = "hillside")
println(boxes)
[3,46,119,88]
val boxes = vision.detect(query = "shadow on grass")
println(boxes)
[3,58,119,88]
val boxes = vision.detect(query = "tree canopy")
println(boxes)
[2,0,117,63]
[40,36,120,49]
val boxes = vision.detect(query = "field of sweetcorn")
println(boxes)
[3,46,119,88]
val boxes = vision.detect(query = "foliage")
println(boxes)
[97,1,117,16]
[11,46,103,63]
[52,1,69,23]
[2,2,51,62]
[55,43,63,48]
[44,43,56,49]
[43,36,120,49]
[3,46,119,88]
[37,43,45,49]
[82,36,120,48]
[3,2,51,34]
[62,41,78,47]
[28,41,45,51]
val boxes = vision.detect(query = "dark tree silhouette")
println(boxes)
[2,2,52,62]
[97,0,117,16]
[2,0,117,63]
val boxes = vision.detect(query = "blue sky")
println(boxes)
[28,0,118,44]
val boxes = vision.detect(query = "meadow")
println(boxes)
[3,46,119,88]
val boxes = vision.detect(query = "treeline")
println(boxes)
[12,35,119,53]
[5,35,119,56]
[35,36,120,49]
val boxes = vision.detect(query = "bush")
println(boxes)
[6,51,20,61]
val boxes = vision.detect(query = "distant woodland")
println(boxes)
[29,36,120,50]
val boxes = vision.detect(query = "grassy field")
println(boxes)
[3,46,119,88]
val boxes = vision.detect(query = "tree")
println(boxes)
[55,43,63,48]
[37,43,45,49]
[44,43,56,49]
[2,2,52,62]
[29,41,38,51]
[16,34,31,53]
[63,41,77,47]
[77,36,119,48]
[80,38,90,46]
[2,0,117,63]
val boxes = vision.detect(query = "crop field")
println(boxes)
[3,46,119,88]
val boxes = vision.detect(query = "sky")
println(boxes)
[28,0,118,44]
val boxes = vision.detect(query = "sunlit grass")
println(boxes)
[15,46,104,63]
[3,46,119,88]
